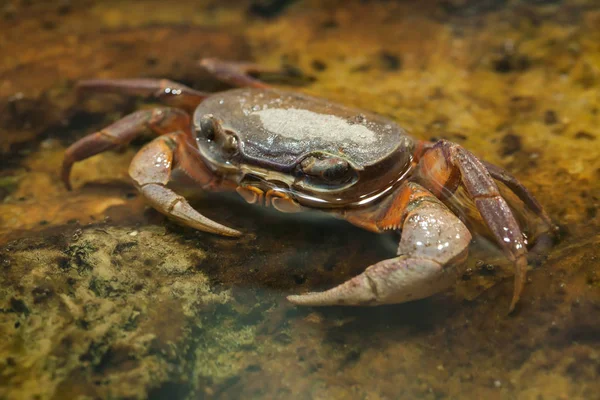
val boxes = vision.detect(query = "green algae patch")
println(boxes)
[0,225,232,399]
[194,323,258,380]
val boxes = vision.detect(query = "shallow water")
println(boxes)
[1,1,599,399]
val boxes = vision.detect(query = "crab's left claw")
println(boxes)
[62,106,241,237]
[288,183,472,306]
[129,133,242,237]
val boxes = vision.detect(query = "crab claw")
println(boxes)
[288,185,472,306]
[287,257,458,306]
[129,133,242,238]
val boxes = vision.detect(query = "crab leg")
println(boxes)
[62,105,239,236]
[288,183,472,306]
[199,58,274,89]
[129,132,241,237]
[482,160,554,228]
[482,160,556,260]
[77,79,208,112]
[62,107,192,190]
[415,140,529,312]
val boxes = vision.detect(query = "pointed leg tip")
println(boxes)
[163,194,242,238]
[188,220,242,238]
[287,294,309,305]
[62,173,73,191]
[61,155,76,191]
[286,295,301,305]
[508,255,528,314]
[286,293,328,307]
[222,228,243,238]
[193,216,242,238]
[287,288,367,307]
[508,294,519,314]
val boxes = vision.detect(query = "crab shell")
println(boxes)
[193,88,415,209]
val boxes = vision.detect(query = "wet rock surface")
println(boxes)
[1,0,599,399]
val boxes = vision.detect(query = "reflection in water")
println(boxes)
[1,1,599,399]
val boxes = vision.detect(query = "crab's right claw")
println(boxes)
[289,184,472,306]
[287,257,458,306]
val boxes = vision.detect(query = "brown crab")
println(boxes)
[62,59,553,311]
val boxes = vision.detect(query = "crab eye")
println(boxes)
[199,115,218,140]
[198,114,238,154]
[300,155,355,184]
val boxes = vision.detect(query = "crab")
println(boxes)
[62,59,553,311]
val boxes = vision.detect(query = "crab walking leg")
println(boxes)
[417,140,553,229]
[62,107,191,190]
[199,58,273,89]
[128,132,241,237]
[288,183,472,306]
[77,79,208,112]
[482,160,554,229]
[415,140,529,312]
[482,160,556,259]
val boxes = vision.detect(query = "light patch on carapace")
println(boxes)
[195,88,413,168]
[253,108,377,146]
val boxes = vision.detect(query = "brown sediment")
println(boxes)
[1,1,599,399]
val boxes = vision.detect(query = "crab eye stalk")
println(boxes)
[198,114,219,140]
[198,114,238,155]
[300,155,355,185]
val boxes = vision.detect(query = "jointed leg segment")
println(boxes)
[77,79,209,112]
[482,160,553,228]
[62,107,191,190]
[415,140,530,311]
[199,58,273,89]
